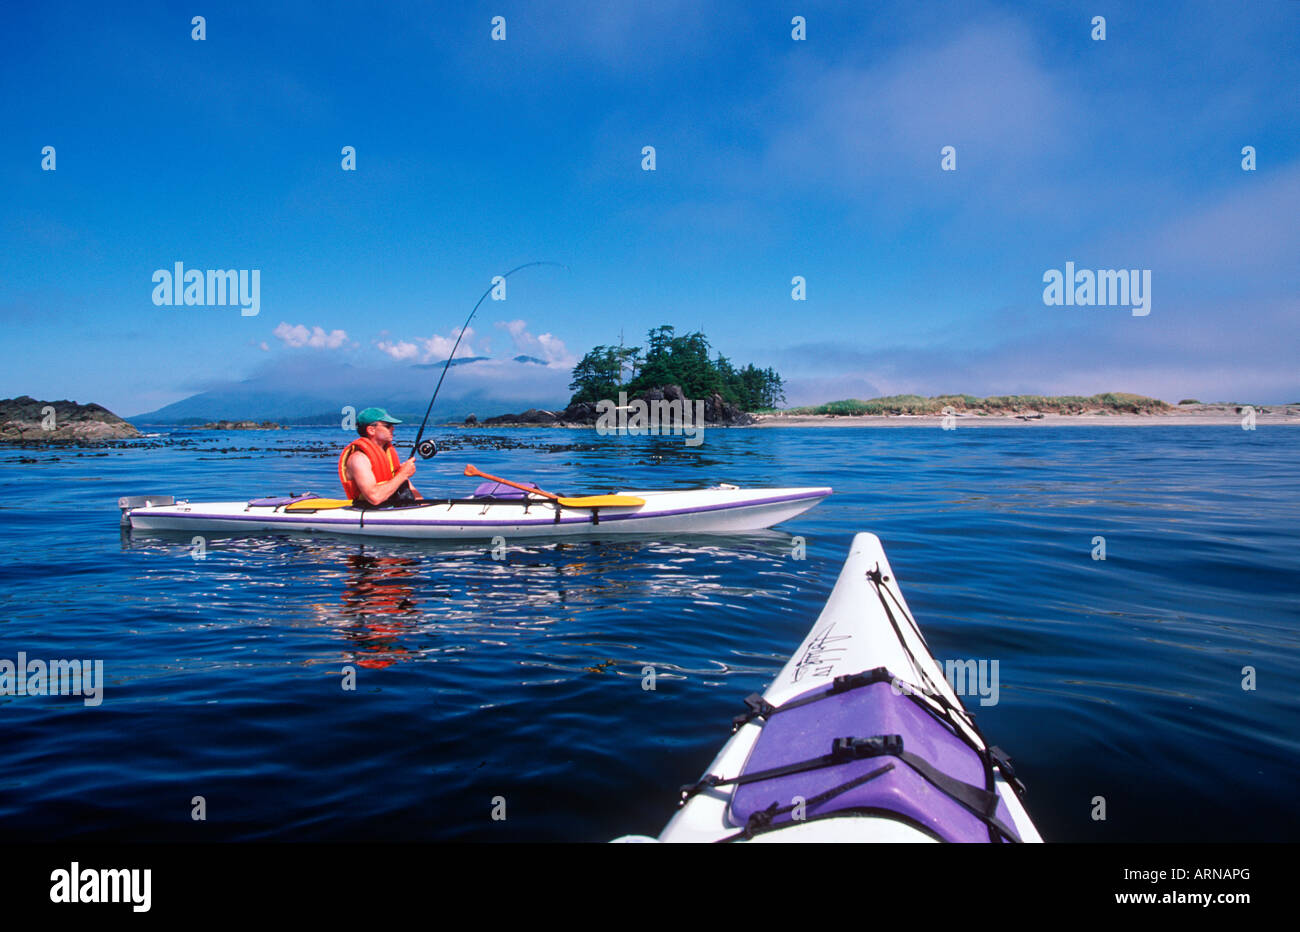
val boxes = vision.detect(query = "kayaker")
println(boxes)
[338,407,423,507]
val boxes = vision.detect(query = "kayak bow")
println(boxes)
[618,532,1041,843]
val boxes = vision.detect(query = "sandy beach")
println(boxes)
[751,403,1300,428]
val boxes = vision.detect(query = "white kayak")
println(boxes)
[618,532,1041,843]
[120,485,832,540]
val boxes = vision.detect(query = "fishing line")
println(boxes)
[409,261,567,459]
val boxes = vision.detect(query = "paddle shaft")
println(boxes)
[464,464,559,500]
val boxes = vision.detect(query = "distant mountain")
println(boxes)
[131,356,571,425]
[411,356,491,370]
[513,355,548,365]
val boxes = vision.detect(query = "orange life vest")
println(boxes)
[338,437,402,501]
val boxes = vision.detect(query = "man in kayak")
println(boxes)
[338,407,424,507]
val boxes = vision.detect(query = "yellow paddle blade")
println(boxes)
[285,498,354,511]
[555,495,646,508]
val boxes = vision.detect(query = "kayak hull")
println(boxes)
[124,487,832,539]
[649,532,1041,843]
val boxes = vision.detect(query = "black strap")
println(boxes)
[894,748,1020,842]
[716,762,898,842]
[729,668,896,732]
[680,735,901,803]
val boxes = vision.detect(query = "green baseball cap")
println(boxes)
[357,407,403,427]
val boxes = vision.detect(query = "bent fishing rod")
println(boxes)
[408,261,567,460]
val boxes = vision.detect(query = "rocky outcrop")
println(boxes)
[702,391,753,425]
[482,407,560,426]
[560,401,600,423]
[0,396,141,442]
[194,420,284,430]
[478,386,756,427]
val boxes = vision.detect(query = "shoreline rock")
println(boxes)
[0,396,140,443]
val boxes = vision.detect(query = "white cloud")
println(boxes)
[273,322,349,349]
[376,327,477,363]
[375,339,420,361]
[421,327,475,361]
[229,353,576,413]
[372,322,574,368]
[494,319,576,367]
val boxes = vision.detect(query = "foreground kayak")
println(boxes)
[120,485,832,540]
[618,532,1041,843]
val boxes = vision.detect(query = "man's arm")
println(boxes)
[348,452,417,505]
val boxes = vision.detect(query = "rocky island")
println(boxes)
[0,396,141,442]
[469,385,754,428]
[193,420,285,430]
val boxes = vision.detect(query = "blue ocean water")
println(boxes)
[0,425,1296,842]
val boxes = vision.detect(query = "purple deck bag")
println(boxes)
[729,679,1018,842]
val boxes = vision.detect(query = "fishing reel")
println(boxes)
[416,438,438,460]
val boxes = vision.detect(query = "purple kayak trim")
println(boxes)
[140,489,832,528]
[729,679,1017,843]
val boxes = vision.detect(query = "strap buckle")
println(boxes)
[829,666,891,694]
[988,745,1026,797]
[742,802,780,838]
[830,734,903,762]
[731,693,775,733]
[678,773,721,806]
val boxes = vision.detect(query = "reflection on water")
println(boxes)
[121,528,804,677]
[337,553,420,669]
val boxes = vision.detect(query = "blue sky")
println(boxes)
[2,0,1298,416]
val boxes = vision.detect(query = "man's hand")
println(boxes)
[397,456,417,481]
